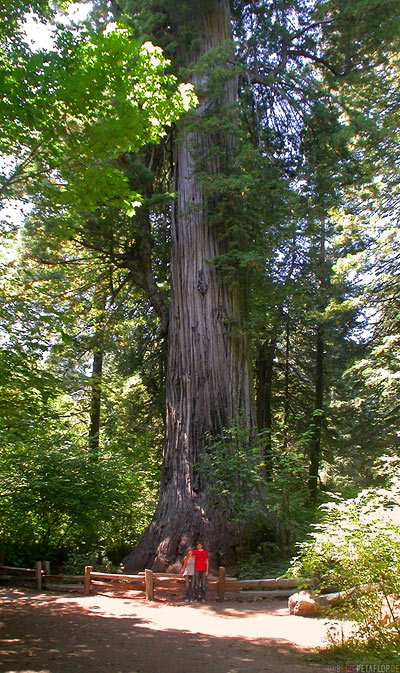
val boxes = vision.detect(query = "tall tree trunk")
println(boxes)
[256,337,276,434]
[283,317,290,447]
[308,324,324,501]
[255,333,278,474]
[255,244,297,459]
[88,348,103,454]
[308,229,326,502]
[123,0,255,572]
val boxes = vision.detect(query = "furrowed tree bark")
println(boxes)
[123,0,255,573]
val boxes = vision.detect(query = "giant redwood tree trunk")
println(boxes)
[123,0,255,572]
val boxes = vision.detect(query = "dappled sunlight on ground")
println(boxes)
[0,587,347,673]
[45,591,353,649]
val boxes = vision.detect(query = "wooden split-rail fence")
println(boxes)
[0,561,301,602]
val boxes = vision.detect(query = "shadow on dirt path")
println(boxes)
[0,588,341,673]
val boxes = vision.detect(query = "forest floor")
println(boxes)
[0,586,353,673]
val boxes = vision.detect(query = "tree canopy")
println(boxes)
[1,2,399,630]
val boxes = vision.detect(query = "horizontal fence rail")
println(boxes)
[0,562,45,591]
[1,561,306,602]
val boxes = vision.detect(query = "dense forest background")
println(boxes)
[1,0,399,612]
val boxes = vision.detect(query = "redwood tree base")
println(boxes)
[122,490,239,573]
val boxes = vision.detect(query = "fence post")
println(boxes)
[218,566,225,601]
[145,569,154,601]
[84,566,92,596]
[35,561,42,591]
[42,561,50,588]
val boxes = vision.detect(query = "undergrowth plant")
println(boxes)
[291,456,400,660]
[199,419,311,574]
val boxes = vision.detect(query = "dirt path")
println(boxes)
[0,587,346,673]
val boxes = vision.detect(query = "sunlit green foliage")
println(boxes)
[0,0,197,567]
[292,457,400,658]
[1,18,196,209]
[1,8,400,648]
[0,353,161,566]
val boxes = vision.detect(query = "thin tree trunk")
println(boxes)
[255,243,297,459]
[308,324,324,501]
[308,229,326,502]
[284,318,290,435]
[255,334,278,474]
[88,348,103,454]
[123,0,255,572]
[123,146,169,335]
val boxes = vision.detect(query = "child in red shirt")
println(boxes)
[193,542,208,601]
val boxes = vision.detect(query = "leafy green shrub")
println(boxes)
[235,542,294,579]
[63,550,117,575]
[0,421,159,567]
[291,456,400,659]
